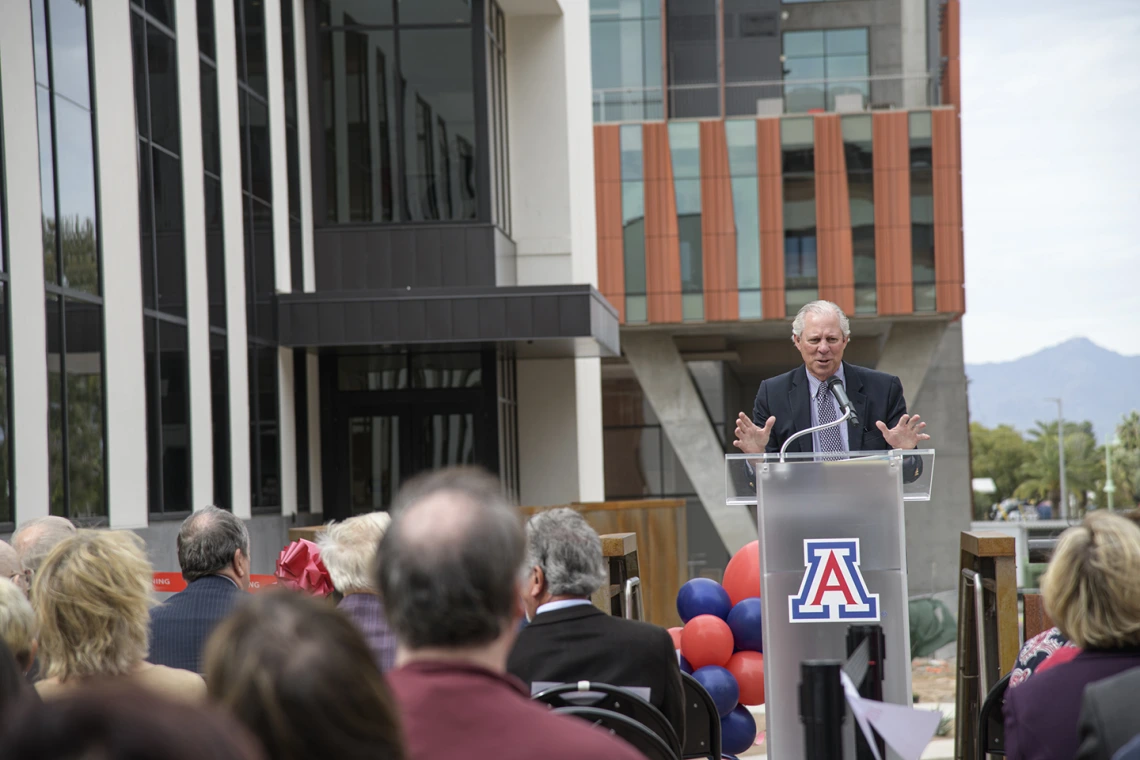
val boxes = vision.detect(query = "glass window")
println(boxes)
[910,112,936,311]
[242,0,268,95]
[398,1,469,25]
[201,62,221,176]
[36,89,57,284]
[843,115,875,314]
[590,0,663,122]
[151,149,187,315]
[723,0,783,116]
[198,0,216,58]
[146,21,181,154]
[620,125,647,323]
[782,118,817,316]
[293,349,309,512]
[320,0,394,27]
[62,298,106,519]
[783,28,870,113]
[210,332,230,508]
[145,319,191,514]
[666,0,719,118]
[0,121,11,520]
[53,97,99,294]
[726,120,761,319]
[47,0,92,110]
[249,345,280,509]
[669,124,703,320]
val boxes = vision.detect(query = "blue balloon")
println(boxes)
[721,704,758,755]
[727,597,764,653]
[677,578,732,623]
[693,666,740,718]
[677,652,693,675]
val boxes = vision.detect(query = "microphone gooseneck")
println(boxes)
[825,376,860,427]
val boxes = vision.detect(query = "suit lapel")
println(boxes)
[843,362,868,451]
[788,365,812,453]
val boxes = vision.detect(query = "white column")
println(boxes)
[574,357,604,501]
[90,0,148,529]
[292,0,316,291]
[264,0,292,293]
[214,0,252,518]
[176,0,215,511]
[0,1,50,521]
[306,352,323,513]
[278,347,297,516]
[561,1,599,288]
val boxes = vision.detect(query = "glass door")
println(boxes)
[347,413,405,515]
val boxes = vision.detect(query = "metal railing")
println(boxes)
[593,72,939,123]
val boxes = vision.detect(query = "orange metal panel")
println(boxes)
[813,115,854,314]
[642,123,683,323]
[941,0,961,111]
[932,110,965,314]
[756,118,785,320]
[872,112,913,315]
[594,125,626,322]
[699,121,738,322]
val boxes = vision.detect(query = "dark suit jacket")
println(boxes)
[1005,649,1140,760]
[1077,664,1140,760]
[507,604,685,746]
[148,575,244,674]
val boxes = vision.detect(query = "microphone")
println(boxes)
[825,376,859,427]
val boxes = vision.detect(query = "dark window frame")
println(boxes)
[0,80,15,527]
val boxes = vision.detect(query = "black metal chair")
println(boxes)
[680,671,722,759]
[977,671,1012,758]
[534,681,682,760]
[555,706,679,760]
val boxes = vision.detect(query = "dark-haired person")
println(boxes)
[377,467,645,760]
[204,590,405,760]
[149,506,251,673]
[0,683,264,760]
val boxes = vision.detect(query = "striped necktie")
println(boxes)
[816,382,844,452]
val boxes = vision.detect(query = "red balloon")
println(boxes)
[668,626,683,650]
[727,651,765,706]
[723,540,762,606]
[680,615,734,669]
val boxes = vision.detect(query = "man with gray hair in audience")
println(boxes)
[317,511,396,671]
[149,506,251,674]
[12,516,75,584]
[0,542,27,596]
[508,507,685,746]
[379,467,645,760]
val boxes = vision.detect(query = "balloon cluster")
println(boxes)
[669,541,763,757]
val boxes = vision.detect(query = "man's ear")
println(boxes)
[529,566,545,598]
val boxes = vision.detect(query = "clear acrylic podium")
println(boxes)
[726,449,935,760]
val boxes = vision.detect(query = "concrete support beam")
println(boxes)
[875,320,948,403]
[623,333,755,554]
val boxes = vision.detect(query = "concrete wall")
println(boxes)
[134,514,293,577]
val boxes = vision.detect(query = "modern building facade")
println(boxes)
[0,0,967,593]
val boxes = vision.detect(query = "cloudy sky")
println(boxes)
[960,0,1140,364]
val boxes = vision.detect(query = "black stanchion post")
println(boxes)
[847,624,886,760]
[800,660,845,760]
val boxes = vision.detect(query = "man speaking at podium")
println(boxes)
[733,300,929,459]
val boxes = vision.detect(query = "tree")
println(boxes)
[970,422,1031,507]
[1091,412,1140,510]
[1015,420,1100,511]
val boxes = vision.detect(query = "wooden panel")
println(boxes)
[872,112,913,315]
[600,532,638,556]
[812,115,855,313]
[994,555,1020,675]
[699,121,738,322]
[594,125,626,322]
[1023,593,1053,640]
[642,123,683,323]
[932,109,965,314]
[960,531,1015,558]
[756,118,785,320]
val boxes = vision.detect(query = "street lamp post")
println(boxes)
[1046,398,1067,520]
[1105,436,1119,511]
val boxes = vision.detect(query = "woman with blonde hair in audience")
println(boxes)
[0,577,37,676]
[32,530,205,702]
[1004,510,1140,760]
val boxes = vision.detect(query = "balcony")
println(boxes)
[593,72,938,124]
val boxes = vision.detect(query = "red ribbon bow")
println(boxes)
[275,539,335,597]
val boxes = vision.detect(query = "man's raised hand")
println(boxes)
[734,413,776,454]
[875,413,929,450]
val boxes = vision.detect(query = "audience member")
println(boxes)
[32,530,205,703]
[0,578,36,675]
[377,467,645,760]
[0,638,32,720]
[11,516,74,584]
[1077,665,1140,760]
[204,590,405,760]
[509,508,685,744]
[1004,512,1140,760]
[0,542,27,595]
[149,507,251,673]
[317,512,397,671]
[0,683,264,760]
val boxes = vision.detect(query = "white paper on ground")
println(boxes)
[840,671,942,760]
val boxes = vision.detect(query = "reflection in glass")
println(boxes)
[242,0,268,95]
[843,116,875,314]
[666,0,718,119]
[669,123,703,320]
[0,286,9,521]
[399,1,469,25]
[48,0,92,110]
[782,119,817,316]
[32,0,50,89]
[338,354,408,391]
[411,352,482,389]
[54,96,99,294]
[147,21,181,154]
[145,320,191,514]
[37,88,57,285]
[205,177,226,328]
[726,120,761,319]
[590,1,663,122]
[349,415,399,514]
[46,296,64,515]
[64,298,105,519]
[321,0,394,27]
[198,0,216,58]
[246,97,272,202]
[620,124,647,322]
[783,28,870,113]
[152,150,187,316]
[249,345,280,508]
[210,333,230,508]
[910,112,936,311]
[420,414,474,472]
[201,63,221,177]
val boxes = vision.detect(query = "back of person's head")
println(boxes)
[317,512,391,594]
[0,638,30,721]
[0,542,26,594]
[0,577,36,672]
[0,683,265,760]
[1044,510,1140,649]
[377,467,524,650]
[203,590,404,760]
[12,516,75,577]
[177,506,250,582]
[525,508,607,597]
[32,530,153,681]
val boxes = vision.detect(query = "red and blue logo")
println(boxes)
[788,539,880,623]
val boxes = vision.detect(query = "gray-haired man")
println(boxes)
[148,506,250,673]
[508,507,686,747]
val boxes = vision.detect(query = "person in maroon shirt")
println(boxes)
[376,467,645,760]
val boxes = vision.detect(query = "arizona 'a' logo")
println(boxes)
[788,539,879,623]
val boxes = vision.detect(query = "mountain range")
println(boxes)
[966,338,1140,442]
